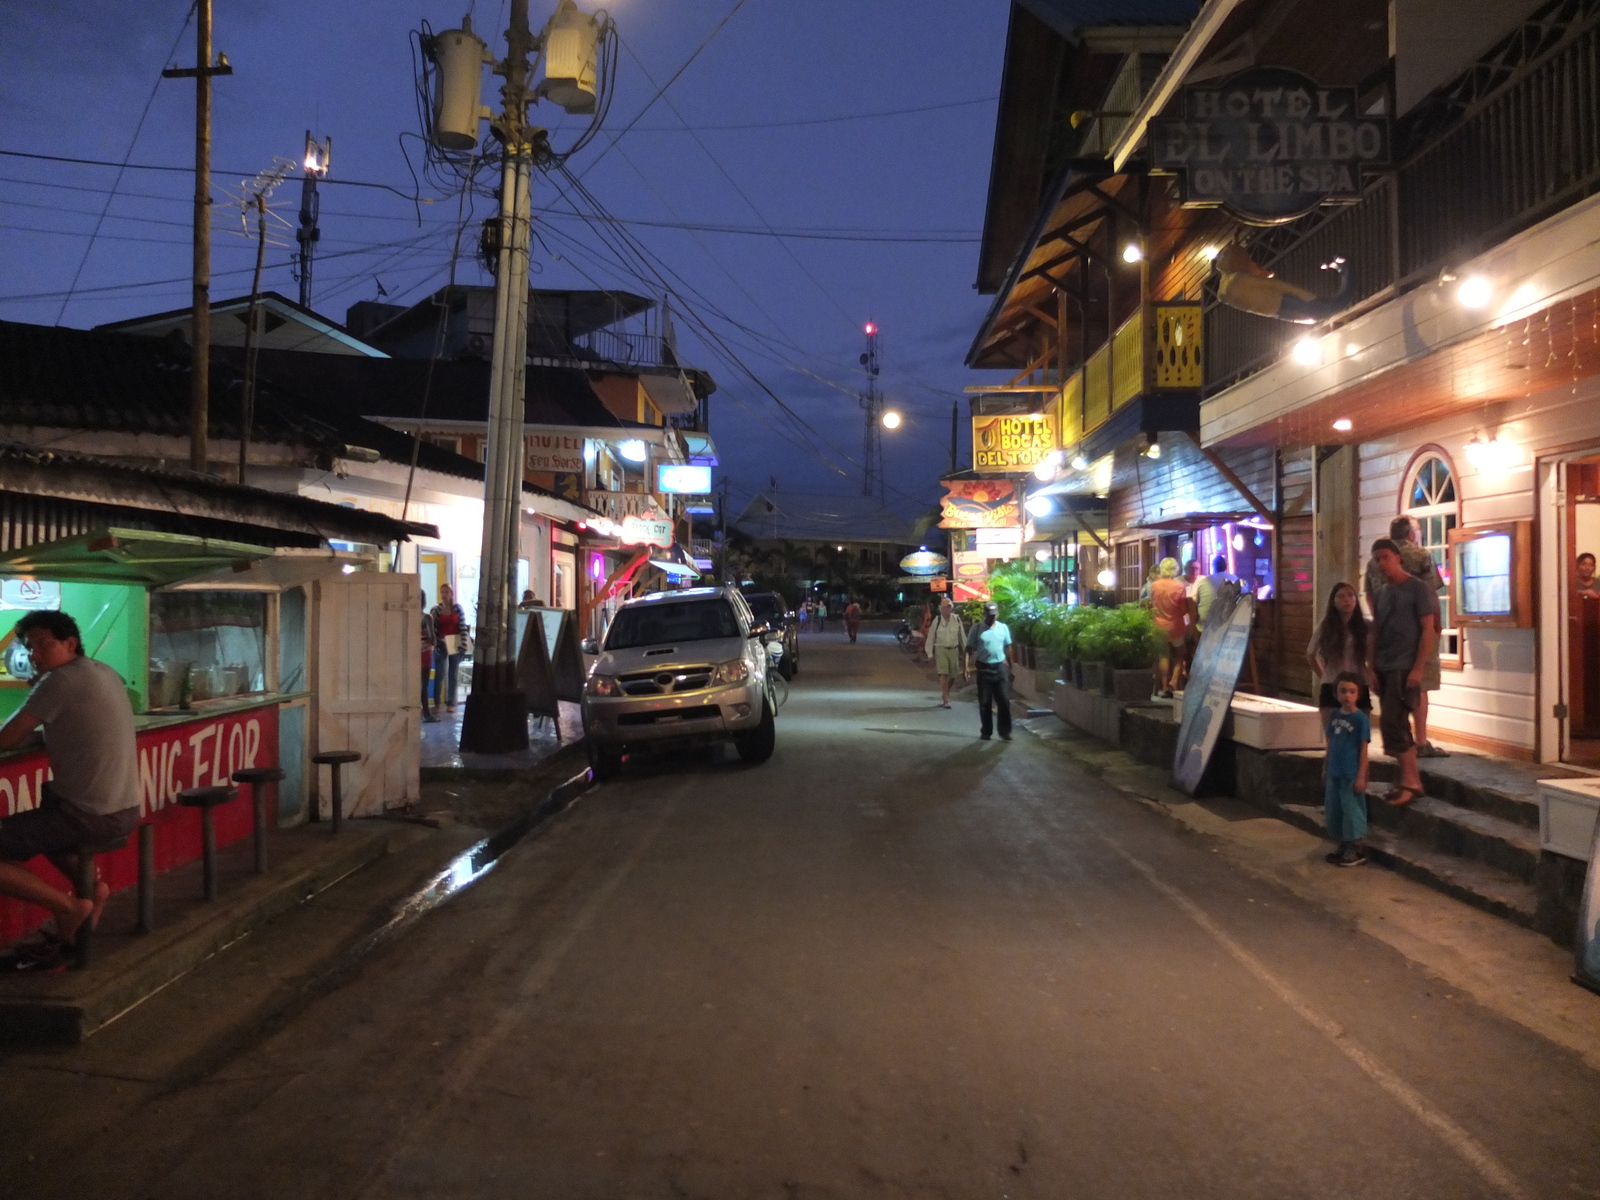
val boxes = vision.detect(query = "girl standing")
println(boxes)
[430,583,469,713]
[1306,581,1372,728]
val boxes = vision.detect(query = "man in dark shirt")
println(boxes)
[1365,515,1446,755]
[1366,538,1438,806]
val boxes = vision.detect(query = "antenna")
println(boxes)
[859,322,883,501]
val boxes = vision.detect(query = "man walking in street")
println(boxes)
[1364,516,1447,756]
[1366,538,1439,807]
[967,601,1013,741]
[0,611,141,970]
[844,598,862,643]
[926,597,966,708]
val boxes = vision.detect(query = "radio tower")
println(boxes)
[860,321,883,500]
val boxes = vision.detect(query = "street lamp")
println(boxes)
[881,410,902,430]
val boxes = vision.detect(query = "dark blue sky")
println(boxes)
[3,1,1011,515]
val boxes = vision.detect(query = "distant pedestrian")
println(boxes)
[420,591,438,724]
[844,599,862,643]
[0,611,141,970]
[926,597,966,708]
[815,600,827,633]
[431,583,469,713]
[967,601,1013,741]
[1149,558,1189,697]
[1366,537,1438,807]
[1323,672,1371,867]
[1194,554,1228,631]
[1365,516,1446,757]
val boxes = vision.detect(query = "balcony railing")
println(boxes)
[1058,303,1203,445]
[1204,11,1600,391]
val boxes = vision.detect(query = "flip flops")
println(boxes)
[1383,784,1423,807]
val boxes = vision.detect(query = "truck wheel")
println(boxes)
[781,654,797,681]
[588,744,622,781]
[735,700,776,764]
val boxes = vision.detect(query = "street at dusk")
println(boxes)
[2,1,1600,1195]
[2,631,1597,1200]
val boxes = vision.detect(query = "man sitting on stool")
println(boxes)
[0,611,140,969]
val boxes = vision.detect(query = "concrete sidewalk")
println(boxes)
[421,698,584,777]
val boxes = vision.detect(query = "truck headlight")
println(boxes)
[587,673,621,697]
[712,658,749,684]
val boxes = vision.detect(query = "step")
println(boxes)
[1279,802,1539,928]
[1270,749,1544,830]
[1363,791,1541,882]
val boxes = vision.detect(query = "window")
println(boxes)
[1448,522,1533,627]
[1403,451,1460,664]
[603,599,740,650]
[149,591,268,708]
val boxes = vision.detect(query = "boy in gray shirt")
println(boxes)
[0,611,140,968]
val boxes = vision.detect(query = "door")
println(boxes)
[312,573,420,816]
[1568,459,1600,763]
[419,552,452,611]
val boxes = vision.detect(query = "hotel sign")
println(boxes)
[1150,67,1389,225]
[972,412,1056,474]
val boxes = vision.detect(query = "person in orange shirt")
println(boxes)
[1149,558,1191,698]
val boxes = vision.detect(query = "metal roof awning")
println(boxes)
[1127,511,1254,533]
[680,432,718,466]
[162,549,369,591]
[0,528,273,587]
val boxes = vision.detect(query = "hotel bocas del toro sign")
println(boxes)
[1150,66,1389,225]
[971,412,1056,474]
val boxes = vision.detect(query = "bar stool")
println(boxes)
[232,767,284,874]
[178,786,237,901]
[71,835,128,970]
[312,751,361,834]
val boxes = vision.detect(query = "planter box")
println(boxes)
[1081,662,1106,693]
[1227,695,1323,750]
[1051,680,1124,745]
[1538,777,1600,861]
[1108,667,1154,704]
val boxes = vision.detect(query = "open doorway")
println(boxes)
[1568,458,1600,765]
[419,551,453,612]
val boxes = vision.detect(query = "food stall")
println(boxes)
[0,528,419,943]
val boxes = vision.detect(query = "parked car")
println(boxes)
[581,586,777,780]
[739,590,798,679]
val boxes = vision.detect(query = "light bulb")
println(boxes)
[1035,548,1052,563]
[1457,276,1492,308]
[618,440,647,462]
[1200,245,1220,262]
[1096,568,1116,588]
[1332,418,1353,432]
[1292,337,1321,366]
[1025,496,1054,517]
[1070,455,1089,471]
[1122,243,1142,263]
[881,410,902,430]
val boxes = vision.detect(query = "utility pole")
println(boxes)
[717,476,729,584]
[238,193,267,485]
[460,0,538,753]
[859,322,882,501]
[163,0,231,474]
[295,132,331,310]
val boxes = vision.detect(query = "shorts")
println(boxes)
[1317,681,1373,715]
[1375,669,1420,757]
[0,785,139,863]
[934,644,962,677]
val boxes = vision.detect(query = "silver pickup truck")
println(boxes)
[581,586,778,779]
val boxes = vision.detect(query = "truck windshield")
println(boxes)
[605,600,741,650]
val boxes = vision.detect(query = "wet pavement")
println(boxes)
[2,629,1598,1198]
[419,692,583,772]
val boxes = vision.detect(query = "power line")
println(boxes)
[618,95,998,132]
[576,0,749,179]
[54,1,198,321]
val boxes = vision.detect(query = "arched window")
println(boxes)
[1403,450,1460,661]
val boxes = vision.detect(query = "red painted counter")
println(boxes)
[0,699,281,943]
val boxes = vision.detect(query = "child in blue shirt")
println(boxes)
[1324,672,1371,867]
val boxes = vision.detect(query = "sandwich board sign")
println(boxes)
[1173,583,1254,794]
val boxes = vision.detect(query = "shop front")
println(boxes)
[0,530,423,940]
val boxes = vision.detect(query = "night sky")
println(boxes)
[3,1,1011,518]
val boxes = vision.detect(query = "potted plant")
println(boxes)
[1092,605,1162,703]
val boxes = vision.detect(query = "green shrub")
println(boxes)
[1077,603,1161,669]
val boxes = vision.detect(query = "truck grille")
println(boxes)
[616,706,722,726]
[617,666,715,696]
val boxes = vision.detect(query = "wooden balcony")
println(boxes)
[1057,303,1203,447]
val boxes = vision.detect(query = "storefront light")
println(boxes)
[1122,243,1142,263]
[1457,276,1492,308]
[1070,454,1089,471]
[1332,418,1353,432]
[618,440,648,463]
[1035,548,1052,563]
[1292,336,1321,366]
[1025,496,1054,517]
[1096,568,1116,588]
[1200,245,1220,262]
[1464,436,1516,472]
[1232,533,1246,551]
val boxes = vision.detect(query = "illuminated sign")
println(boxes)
[939,479,1019,528]
[657,463,712,495]
[1150,66,1390,225]
[899,551,950,577]
[972,412,1057,474]
[974,527,1023,559]
[620,508,675,549]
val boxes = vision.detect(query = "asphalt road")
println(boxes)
[6,629,1600,1199]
